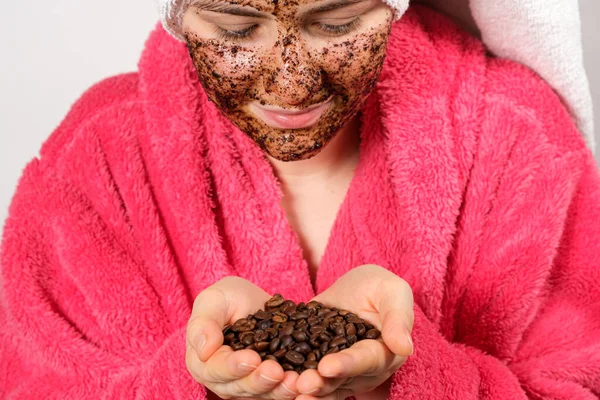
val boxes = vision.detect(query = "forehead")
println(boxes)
[190,0,365,15]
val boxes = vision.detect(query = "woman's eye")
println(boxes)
[214,25,259,41]
[314,18,362,36]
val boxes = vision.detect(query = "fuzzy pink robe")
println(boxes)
[1,6,599,399]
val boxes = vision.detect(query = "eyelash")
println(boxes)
[214,18,362,42]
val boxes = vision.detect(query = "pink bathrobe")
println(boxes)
[1,6,599,399]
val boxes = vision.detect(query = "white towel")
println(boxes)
[156,0,595,153]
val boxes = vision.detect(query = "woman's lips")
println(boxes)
[250,97,333,129]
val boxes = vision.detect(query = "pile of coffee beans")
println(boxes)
[222,294,381,374]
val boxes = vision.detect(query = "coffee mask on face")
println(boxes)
[184,1,393,161]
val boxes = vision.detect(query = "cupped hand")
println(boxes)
[186,277,299,399]
[296,265,414,400]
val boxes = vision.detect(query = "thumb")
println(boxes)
[187,287,229,363]
[377,280,414,357]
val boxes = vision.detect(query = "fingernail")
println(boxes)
[196,334,206,357]
[260,374,279,382]
[405,328,414,356]
[239,363,257,373]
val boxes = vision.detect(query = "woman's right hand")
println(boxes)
[186,277,299,399]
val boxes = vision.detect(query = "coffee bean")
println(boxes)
[265,327,278,338]
[330,336,348,347]
[280,335,293,349]
[313,349,321,361]
[246,344,257,351]
[266,355,277,361]
[295,319,308,328]
[291,311,309,320]
[357,323,366,337]
[319,333,332,342]
[282,305,297,316]
[231,342,245,350]
[347,316,365,324]
[317,308,331,317]
[269,338,281,353]
[304,360,319,369]
[241,333,255,346]
[294,342,312,355]
[256,341,270,351]
[285,350,305,365]
[339,310,350,316]
[256,319,272,331]
[365,329,381,339]
[259,351,267,358]
[311,325,326,335]
[266,294,285,309]
[333,324,345,337]
[282,300,296,308]
[273,312,288,323]
[280,325,294,336]
[323,311,339,320]
[320,342,329,353]
[347,335,357,345]
[307,352,316,362]
[224,332,236,343]
[345,323,356,336]
[254,310,272,320]
[223,324,232,334]
[273,349,287,359]
[292,331,307,342]
[326,346,339,355]
[282,363,295,371]
[255,330,269,342]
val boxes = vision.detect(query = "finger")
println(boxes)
[296,388,354,400]
[318,340,404,378]
[187,288,229,362]
[296,368,346,396]
[268,370,300,399]
[196,346,262,384]
[214,359,285,398]
[377,279,414,357]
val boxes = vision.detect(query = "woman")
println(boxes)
[1,0,599,398]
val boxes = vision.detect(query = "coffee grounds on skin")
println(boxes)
[184,2,392,161]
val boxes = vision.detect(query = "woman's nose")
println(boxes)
[263,32,323,106]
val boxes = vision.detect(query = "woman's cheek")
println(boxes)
[186,36,263,110]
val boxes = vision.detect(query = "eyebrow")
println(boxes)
[192,0,368,17]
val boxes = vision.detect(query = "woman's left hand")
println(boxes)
[296,265,415,400]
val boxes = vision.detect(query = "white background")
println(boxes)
[1,0,599,225]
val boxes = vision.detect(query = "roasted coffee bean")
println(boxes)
[266,294,285,308]
[241,333,255,346]
[282,300,296,308]
[319,333,332,342]
[259,351,267,358]
[282,363,295,371]
[280,325,294,336]
[307,352,316,362]
[326,346,339,355]
[265,355,277,361]
[365,329,381,339]
[231,342,245,350]
[347,335,357,345]
[347,316,366,324]
[338,309,350,316]
[280,335,293,349]
[323,311,339,320]
[273,349,287,359]
[317,308,331,317]
[282,305,297,316]
[304,360,319,369]
[285,350,305,365]
[330,336,348,348]
[291,311,309,320]
[246,344,257,351]
[365,323,375,330]
[313,349,321,361]
[223,324,232,334]
[295,319,308,328]
[273,312,288,323]
[307,316,320,325]
[357,323,366,337]
[255,330,269,342]
[224,332,236,343]
[297,302,306,309]
[333,324,345,337]
[254,310,272,320]
[292,331,307,342]
[345,323,356,336]
[256,319,272,331]
[256,341,270,352]
[294,342,312,355]
[307,301,321,309]
[311,325,325,334]
[269,338,281,353]
[265,327,278,338]
[309,338,320,348]
[320,342,329,354]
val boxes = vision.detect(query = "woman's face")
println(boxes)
[182,0,393,161]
